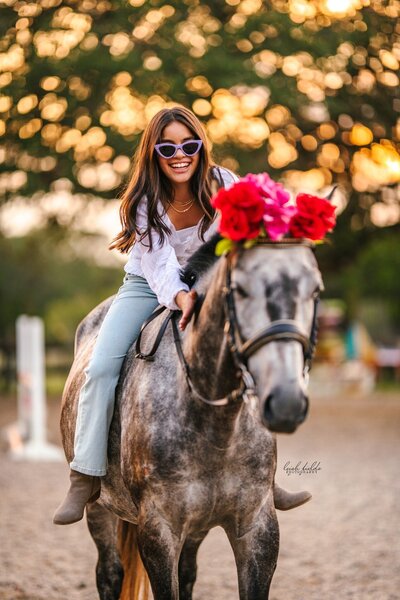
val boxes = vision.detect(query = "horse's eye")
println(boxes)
[235,284,248,298]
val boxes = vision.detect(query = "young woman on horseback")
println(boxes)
[53,105,310,525]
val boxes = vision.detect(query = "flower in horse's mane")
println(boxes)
[242,172,290,206]
[212,172,336,253]
[242,173,296,241]
[212,180,265,241]
[289,193,336,241]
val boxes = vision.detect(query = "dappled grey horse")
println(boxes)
[60,236,323,600]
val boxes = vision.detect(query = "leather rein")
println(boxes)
[136,243,320,408]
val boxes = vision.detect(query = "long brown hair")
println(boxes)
[109,105,218,253]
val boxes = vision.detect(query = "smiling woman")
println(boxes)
[53,105,239,525]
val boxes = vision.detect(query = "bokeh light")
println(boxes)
[0,0,398,228]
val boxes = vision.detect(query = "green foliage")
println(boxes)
[351,232,400,327]
[323,229,400,336]
[356,235,400,300]
[0,224,121,346]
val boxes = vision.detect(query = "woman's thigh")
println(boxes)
[89,275,159,368]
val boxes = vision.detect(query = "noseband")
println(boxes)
[172,242,320,407]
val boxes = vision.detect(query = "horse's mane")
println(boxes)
[180,233,222,288]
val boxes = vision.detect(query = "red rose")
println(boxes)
[212,181,264,241]
[289,193,336,241]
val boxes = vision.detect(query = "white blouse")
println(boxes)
[124,166,239,310]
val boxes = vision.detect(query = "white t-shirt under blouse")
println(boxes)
[124,166,239,310]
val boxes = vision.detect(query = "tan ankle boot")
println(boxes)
[53,470,101,525]
[273,483,312,511]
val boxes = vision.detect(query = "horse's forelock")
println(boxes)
[180,233,222,288]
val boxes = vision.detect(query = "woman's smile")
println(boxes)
[168,160,192,172]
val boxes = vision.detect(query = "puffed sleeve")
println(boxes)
[135,198,189,310]
[214,165,240,188]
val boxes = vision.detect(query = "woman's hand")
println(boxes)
[175,290,198,331]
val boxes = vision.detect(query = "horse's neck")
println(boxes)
[185,263,236,397]
[182,262,244,445]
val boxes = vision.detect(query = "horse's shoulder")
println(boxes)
[74,295,115,355]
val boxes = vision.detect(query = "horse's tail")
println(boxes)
[118,520,150,600]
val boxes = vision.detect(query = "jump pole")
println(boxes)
[9,315,63,461]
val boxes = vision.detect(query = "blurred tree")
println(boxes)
[323,229,400,340]
[348,231,400,326]
[0,222,120,348]
[0,0,398,269]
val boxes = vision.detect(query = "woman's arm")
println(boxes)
[138,237,190,310]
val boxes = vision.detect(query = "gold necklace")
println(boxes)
[173,198,193,207]
[167,199,194,213]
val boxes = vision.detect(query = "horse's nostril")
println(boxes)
[263,394,274,423]
[296,395,309,423]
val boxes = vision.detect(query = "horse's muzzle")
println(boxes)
[261,384,309,433]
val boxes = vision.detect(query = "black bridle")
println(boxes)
[137,241,320,408]
[171,241,320,407]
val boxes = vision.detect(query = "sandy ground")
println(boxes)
[1,390,400,600]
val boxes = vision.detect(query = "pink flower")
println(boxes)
[242,172,295,240]
[263,202,297,241]
[243,172,291,206]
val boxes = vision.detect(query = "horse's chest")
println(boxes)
[145,444,274,526]
[148,468,271,534]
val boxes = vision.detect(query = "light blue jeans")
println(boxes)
[70,274,159,476]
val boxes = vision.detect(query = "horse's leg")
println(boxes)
[226,505,279,600]
[178,530,209,600]
[86,502,124,600]
[137,512,182,600]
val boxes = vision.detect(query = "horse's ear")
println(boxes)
[210,166,225,196]
[325,185,337,201]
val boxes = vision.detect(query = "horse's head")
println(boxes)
[229,242,323,433]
